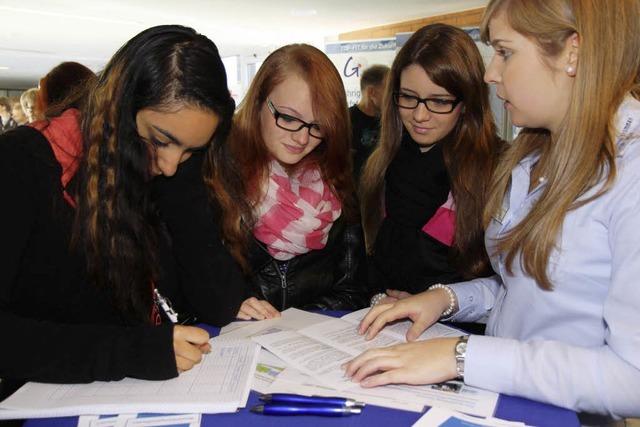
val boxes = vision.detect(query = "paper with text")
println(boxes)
[412,407,526,426]
[218,308,328,341]
[254,315,498,417]
[0,340,259,419]
[252,330,353,388]
[341,308,464,341]
[269,367,425,412]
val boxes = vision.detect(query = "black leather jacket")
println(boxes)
[247,216,369,311]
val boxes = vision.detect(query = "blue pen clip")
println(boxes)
[260,393,365,408]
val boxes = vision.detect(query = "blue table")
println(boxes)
[24,312,580,427]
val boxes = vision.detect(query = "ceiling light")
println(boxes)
[290,8,317,17]
[0,66,9,70]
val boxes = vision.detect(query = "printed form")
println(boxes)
[253,312,499,417]
[0,340,260,419]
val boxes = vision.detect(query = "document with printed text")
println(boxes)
[0,340,260,419]
[253,312,498,417]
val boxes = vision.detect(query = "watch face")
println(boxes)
[455,339,467,356]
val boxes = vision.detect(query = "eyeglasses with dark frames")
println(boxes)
[267,99,323,140]
[393,92,461,114]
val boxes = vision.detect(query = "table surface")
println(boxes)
[23,311,580,427]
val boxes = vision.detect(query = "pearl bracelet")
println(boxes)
[430,284,456,317]
[370,292,387,307]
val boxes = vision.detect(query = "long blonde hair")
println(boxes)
[360,23,501,278]
[482,0,640,289]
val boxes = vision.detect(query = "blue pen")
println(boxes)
[251,403,362,417]
[260,393,365,408]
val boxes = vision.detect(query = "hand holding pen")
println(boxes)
[251,393,365,417]
[155,289,211,373]
[173,325,211,373]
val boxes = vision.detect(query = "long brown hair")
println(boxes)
[75,25,234,321]
[481,0,640,290]
[360,23,500,278]
[206,44,356,270]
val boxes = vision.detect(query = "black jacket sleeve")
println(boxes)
[0,128,177,384]
[0,310,177,383]
[152,153,248,327]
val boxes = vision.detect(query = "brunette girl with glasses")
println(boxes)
[360,23,501,308]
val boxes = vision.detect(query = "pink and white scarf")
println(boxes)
[253,161,342,260]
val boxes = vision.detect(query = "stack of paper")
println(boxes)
[77,413,201,427]
[220,308,500,418]
[0,340,260,420]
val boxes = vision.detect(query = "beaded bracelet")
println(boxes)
[370,292,387,307]
[430,284,457,317]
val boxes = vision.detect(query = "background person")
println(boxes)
[10,97,27,126]
[0,97,17,133]
[350,64,389,181]
[36,61,95,115]
[20,88,39,123]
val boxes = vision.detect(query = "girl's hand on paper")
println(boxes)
[236,297,281,320]
[173,325,211,373]
[359,289,452,341]
[377,289,412,305]
[343,338,458,387]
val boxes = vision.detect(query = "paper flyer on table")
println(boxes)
[341,308,464,340]
[218,307,329,340]
[0,340,260,419]
[252,330,354,388]
[412,407,527,426]
[254,316,498,417]
[78,413,202,427]
[269,367,425,412]
[251,349,287,394]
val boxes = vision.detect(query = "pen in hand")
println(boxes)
[251,403,362,417]
[154,289,179,324]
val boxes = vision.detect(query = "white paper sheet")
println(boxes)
[298,317,402,356]
[218,308,329,341]
[254,315,499,417]
[269,367,425,412]
[0,340,260,419]
[251,349,286,394]
[78,413,201,427]
[252,330,354,388]
[341,308,464,341]
[412,407,526,427]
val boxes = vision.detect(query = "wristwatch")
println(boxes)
[454,335,469,380]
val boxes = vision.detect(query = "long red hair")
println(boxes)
[205,44,356,270]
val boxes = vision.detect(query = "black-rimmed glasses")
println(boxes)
[393,92,461,114]
[267,99,323,140]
